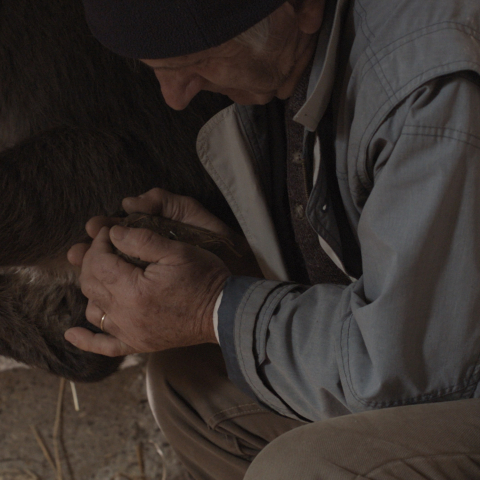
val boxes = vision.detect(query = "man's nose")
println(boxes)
[154,70,204,110]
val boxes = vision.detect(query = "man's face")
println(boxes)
[141,2,320,110]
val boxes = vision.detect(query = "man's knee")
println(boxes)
[245,400,480,480]
[244,420,347,480]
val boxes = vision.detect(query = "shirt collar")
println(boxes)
[294,0,349,132]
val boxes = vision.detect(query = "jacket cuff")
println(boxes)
[218,276,260,400]
[218,276,301,416]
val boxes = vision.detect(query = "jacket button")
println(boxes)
[292,151,303,164]
[294,203,305,219]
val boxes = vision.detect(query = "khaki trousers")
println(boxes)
[146,344,480,480]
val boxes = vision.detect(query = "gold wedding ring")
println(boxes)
[100,313,107,333]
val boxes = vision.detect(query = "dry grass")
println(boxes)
[4,377,169,480]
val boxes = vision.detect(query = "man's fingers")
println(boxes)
[84,302,124,340]
[122,188,167,216]
[123,188,231,235]
[67,243,90,266]
[67,220,121,267]
[86,216,122,238]
[110,225,182,264]
[85,300,107,331]
[87,226,113,253]
[64,327,135,357]
[80,226,138,300]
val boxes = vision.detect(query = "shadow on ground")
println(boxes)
[0,357,191,480]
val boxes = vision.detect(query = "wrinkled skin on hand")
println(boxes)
[116,213,263,278]
[65,188,259,357]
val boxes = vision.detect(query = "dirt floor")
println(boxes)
[0,356,191,480]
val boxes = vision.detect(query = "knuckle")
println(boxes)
[149,187,163,199]
[115,339,129,355]
[84,305,96,323]
[141,188,165,209]
[79,278,96,299]
[102,344,120,357]
[134,227,157,247]
[185,196,201,208]
[82,250,106,274]
[97,335,122,357]
[110,253,127,273]
[179,196,204,220]
[92,256,121,286]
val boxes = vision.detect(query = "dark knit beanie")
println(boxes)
[82,0,288,59]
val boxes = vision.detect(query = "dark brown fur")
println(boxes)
[0,0,232,381]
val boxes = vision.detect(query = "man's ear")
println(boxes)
[290,0,326,34]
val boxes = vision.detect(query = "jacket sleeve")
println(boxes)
[217,72,480,421]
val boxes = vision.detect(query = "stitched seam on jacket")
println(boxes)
[235,281,281,405]
[367,43,396,102]
[354,60,480,191]
[341,313,480,409]
[255,285,293,365]
[354,0,375,41]
[401,132,480,151]
[344,124,480,407]
[359,22,480,81]
[403,124,480,145]
[237,283,300,415]
[255,284,300,364]
[342,21,480,191]
[352,24,480,188]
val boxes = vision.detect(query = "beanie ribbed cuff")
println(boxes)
[82,0,287,59]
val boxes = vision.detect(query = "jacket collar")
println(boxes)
[294,0,350,132]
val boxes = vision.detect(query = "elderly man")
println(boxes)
[66,0,480,478]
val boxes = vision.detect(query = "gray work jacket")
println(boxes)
[196,0,480,421]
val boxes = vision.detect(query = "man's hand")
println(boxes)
[64,188,231,357]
